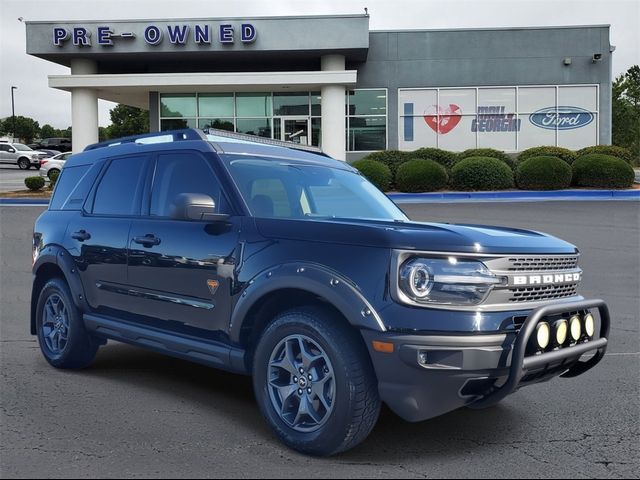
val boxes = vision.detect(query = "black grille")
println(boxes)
[509,284,579,302]
[507,255,579,272]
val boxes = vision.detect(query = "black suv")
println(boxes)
[31,129,610,456]
[34,137,72,152]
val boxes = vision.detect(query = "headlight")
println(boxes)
[399,257,501,306]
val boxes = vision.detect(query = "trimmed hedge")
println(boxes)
[359,150,411,176]
[576,145,635,165]
[411,147,458,170]
[49,170,60,190]
[458,148,516,169]
[572,154,635,189]
[395,159,448,192]
[518,146,577,165]
[451,156,514,191]
[516,156,572,190]
[351,159,392,191]
[25,176,45,191]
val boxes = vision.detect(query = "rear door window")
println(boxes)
[91,155,148,216]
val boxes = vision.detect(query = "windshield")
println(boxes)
[13,144,33,151]
[222,155,407,222]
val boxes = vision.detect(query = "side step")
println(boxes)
[84,314,248,375]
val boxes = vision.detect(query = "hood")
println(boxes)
[254,217,577,255]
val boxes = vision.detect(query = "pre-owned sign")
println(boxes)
[52,23,257,47]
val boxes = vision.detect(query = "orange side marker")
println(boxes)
[372,341,395,354]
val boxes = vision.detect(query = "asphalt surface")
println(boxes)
[1,202,638,478]
[0,166,43,192]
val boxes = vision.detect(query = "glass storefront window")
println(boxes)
[161,118,196,130]
[160,94,197,118]
[236,93,272,117]
[198,118,235,132]
[347,90,387,116]
[236,118,272,138]
[347,116,386,151]
[198,94,234,117]
[311,92,322,116]
[311,118,321,147]
[273,92,310,116]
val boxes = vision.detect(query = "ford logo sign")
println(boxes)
[529,106,594,130]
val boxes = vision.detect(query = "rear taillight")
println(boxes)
[40,160,48,166]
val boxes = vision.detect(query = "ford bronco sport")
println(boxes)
[31,129,610,456]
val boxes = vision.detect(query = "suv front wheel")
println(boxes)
[17,158,31,170]
[253,306,381,456]
[36,278,99,369]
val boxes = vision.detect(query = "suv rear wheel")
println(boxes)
[253,306,381,456]
[17,157,31,170]
[36,278,99,369]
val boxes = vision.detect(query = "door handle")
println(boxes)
[71,230,91,241]
[133,234,161,247]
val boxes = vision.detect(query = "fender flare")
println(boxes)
[31,244,89,334]
[228,262,387,344]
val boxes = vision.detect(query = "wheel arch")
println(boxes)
[31,245,88,335]
[229,262,386,352]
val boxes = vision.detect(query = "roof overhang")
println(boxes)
[48,70,359,107]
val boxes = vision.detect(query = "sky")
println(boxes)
[0,0,638,129]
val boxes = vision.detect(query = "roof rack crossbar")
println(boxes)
[83,129,207,151]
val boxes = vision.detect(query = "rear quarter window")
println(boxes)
[49,164,98,210]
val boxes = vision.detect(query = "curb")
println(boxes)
[1,189,639,206]
[387,190,640,203]
[0,198,50,205]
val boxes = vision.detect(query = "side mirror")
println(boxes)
[169,193,230,222]
[8,148,15,153]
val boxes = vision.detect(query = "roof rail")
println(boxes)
[83,129,207,151]
[204,128,327,155]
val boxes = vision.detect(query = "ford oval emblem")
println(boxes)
[529,106,594,130]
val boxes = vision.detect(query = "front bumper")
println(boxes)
[363,299,610,422]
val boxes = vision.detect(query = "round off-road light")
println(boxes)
[554,319,568,346]
[536,322,551,350]
[570,315,582,342]
[584,313,595,338]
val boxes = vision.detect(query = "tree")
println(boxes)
[108,105,149,139]
[0,115,40,143]
[612,65,640,162]
[40,124,57,139]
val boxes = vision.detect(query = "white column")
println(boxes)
[70,59,98,152]
[320,55,346,160]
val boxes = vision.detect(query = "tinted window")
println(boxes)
[92,156,147,215]
[0,145,12,152]
[49,165,90,210]
[150,152,227,217]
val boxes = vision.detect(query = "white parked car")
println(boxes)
[0,141,48,169]
[39,152,74,179]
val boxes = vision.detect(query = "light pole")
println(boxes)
[11,86,17,141]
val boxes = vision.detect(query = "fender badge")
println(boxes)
[207,279,219,295]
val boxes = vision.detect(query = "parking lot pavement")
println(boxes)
[0,166,42,192]
[1,202,638,478]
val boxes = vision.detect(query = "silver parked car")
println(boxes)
[39,152,73,179]
[0,141,48,169]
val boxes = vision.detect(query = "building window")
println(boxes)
[159,92,323,148]
[346,89,387,151]
[398,85,599,152]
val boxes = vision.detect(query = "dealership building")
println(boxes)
[25,15,613,160]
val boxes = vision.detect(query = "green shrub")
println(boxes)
[572,154,635,189]
[576,145,636,165]
[518,146,577,165]
[411,147,458,170]
[24,176,45,191]
[351,159,392,191]
[395,159,448,192]
[49,170,60,190]
[451,157,514,191]
[516,156,572,190]
[458,148,516,169]
[359,150,411,176]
